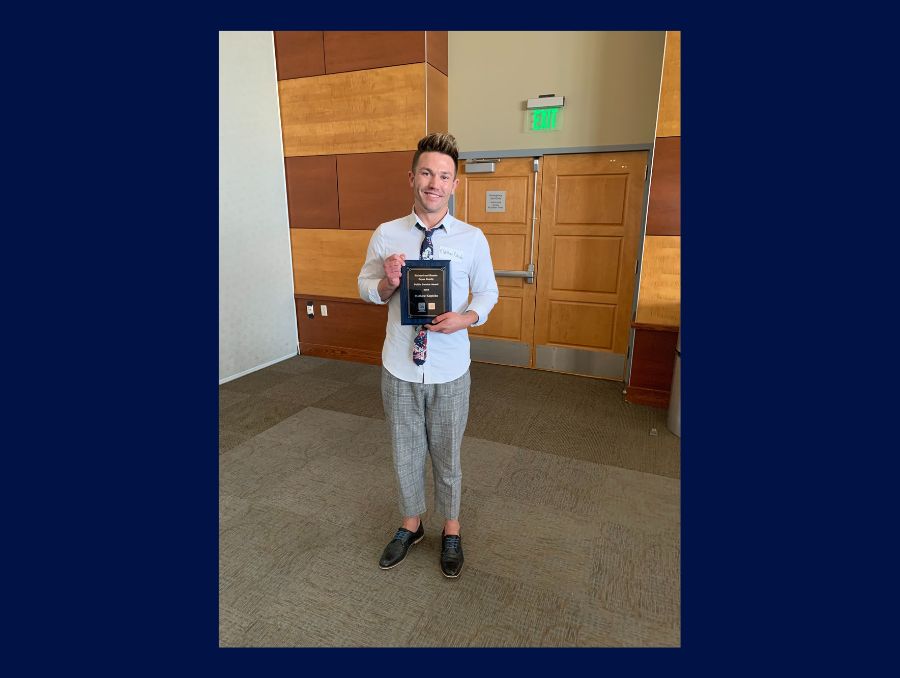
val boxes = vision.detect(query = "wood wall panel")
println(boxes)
[274,31,325,80]
[426,65,448,135]
[324,31,425,74]
[630,30,680,398]
[337,151,415,230]
[625,385,670,409]
[284,155,339,229]
[279,64,426,157]
[628,326,678,391]
[290,228,374,298]
[635,236,680,327]
[426,31,448,76]
[646,136,681,235]
[656,31,681,138]
[295,296,386,364]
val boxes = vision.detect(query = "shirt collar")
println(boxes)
[409,210,457,234]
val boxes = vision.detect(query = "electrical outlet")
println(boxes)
[320,305,328,317]
[306,302,314,319]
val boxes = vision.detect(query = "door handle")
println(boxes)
[494,266,535,284]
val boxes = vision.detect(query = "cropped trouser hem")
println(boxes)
[381,367,470,521]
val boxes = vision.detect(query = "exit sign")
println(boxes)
[530,108,561,131]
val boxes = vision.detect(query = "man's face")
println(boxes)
[409,151,458,218]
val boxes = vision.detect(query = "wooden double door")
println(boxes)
[455,151,647,381]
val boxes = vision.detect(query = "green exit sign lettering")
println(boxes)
[531,108,560,131]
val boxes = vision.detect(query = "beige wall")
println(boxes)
[448,31,665,152]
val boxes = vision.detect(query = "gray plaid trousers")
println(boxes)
[381,368,471,520]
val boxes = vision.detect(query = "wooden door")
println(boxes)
[454,157,542,368]
[532,152,648,380]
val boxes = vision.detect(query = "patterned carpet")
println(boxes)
[220,355,680,647]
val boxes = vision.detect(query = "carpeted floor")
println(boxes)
[220,355,680,647]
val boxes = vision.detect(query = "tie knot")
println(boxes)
[416,223,442,260]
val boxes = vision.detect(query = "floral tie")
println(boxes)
[413,223,440,366]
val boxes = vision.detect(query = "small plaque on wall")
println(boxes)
[486,191,506,212]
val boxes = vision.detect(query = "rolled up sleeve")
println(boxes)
[358,228,388,305]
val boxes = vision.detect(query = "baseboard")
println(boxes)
[219,350,299,385]
[299,343,382,365]
[625,386,670,409]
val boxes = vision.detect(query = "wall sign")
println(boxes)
[486,191,506,212]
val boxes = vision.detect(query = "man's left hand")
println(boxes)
[424,311,476,334]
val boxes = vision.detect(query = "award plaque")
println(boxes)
[399,259,452,325]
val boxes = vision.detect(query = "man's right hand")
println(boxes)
[383,253,406,288]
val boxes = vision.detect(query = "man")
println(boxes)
[357,133,498,578]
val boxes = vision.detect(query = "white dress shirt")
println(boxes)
[358,211,499,384]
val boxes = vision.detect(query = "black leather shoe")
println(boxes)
[378,521,424,569]
[440,531,464,578]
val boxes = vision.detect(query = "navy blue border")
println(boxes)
[23,15,855,673]
[399,260,452,325]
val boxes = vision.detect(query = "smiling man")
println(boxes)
[358,133,498,578]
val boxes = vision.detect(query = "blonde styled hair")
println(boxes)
[412,132,459,176]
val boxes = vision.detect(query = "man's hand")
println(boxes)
[425,310,478,334]
[379,253,406,300]
[383,253,406,288]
